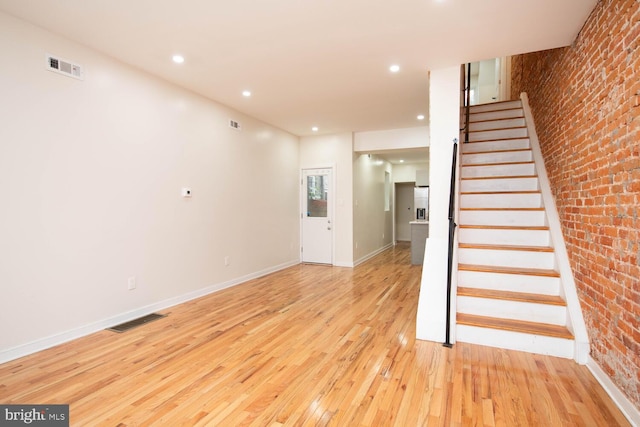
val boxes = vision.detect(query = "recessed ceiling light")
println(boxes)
[172,55,185,64]
[312,126,319,132]
[400,159,405,163]
[417,114,425,120]
[242,90,251,97]
[389,64,400,73]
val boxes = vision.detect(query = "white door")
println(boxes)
[301,168,332,264]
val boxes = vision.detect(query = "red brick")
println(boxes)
[510,0,640,408]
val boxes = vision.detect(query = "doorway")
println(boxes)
[301,168,333,264]
[395,182,415,242]
[468,56,511,105]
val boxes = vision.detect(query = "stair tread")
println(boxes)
[469,126,527,133]
[460,190,541,195]
[468,116,525,125]
[459,224,549,230]
[459,243,554,252]
[457,287,566,305]
[458,263,560,277]
[457,313,574,339]
[469,115,523,122]
[470,105,521,111]
[462,161,534,167]
[468,106,524,115]
[469,100,521,108]
[462,149,532,156]
[460,207,544,211]
[469,137,529,143]
[464,137,529,144]
[461,175,537,181]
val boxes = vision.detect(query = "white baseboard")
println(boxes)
[587,356,640,427]
[0,259,300,365]
[333,261,355,268]
[353,243,393,267]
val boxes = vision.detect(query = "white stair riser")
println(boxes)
[469,117,526,131]
[456,325,574,359]
[469,109,523,122]
[460,177,539,192]
[457,296,566,325]
[462,150,532,164]
[460,193,543,209]
[458,270,560,295]
[459,209,547,227]
[468,127,528,141]
[469,100,522,113]
[461,163,535,178]
[458,227,550,246]
[469,128,528,142]
[458,247,555,269]
[462,138,530,154]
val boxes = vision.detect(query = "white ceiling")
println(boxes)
[0,0,596,139]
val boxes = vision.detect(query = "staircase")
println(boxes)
[455,99,577,359]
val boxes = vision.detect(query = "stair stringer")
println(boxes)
[448,139,462,345]
[520,92,590,364]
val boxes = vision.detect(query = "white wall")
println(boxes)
[392,163,429,183]
[353,154,393,263]
[416,66,460,342]
[299,133,354,267]
[353,126,429,152]
[0,12,300,360]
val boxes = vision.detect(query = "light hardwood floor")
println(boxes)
[0,243,630,426]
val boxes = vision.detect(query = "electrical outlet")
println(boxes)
[127,276,136,290]
[224,256,230,266]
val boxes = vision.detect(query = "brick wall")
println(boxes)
[511,0,639,409]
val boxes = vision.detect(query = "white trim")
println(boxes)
[520,92,590,364]
[0,259,299,364]
[333,261,355,268]
[587,356,640,427]
[498,56,511,102]
[353,243,393,267]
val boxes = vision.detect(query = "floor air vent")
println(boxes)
[107,313,167,333]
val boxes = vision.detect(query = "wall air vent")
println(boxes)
[46,54,84,80]
[229,119,241,131]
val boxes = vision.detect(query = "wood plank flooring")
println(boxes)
[0,243,630,426]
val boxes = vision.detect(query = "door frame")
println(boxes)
[300,165,335,265]
[499,56,511,102]
[394,181,415,243]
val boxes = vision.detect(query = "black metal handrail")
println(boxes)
[443,64,469,348]
[444,139,458,348]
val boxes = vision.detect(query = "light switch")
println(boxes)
[181,187,192,198]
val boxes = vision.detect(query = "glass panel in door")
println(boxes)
[306,175,328,218]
